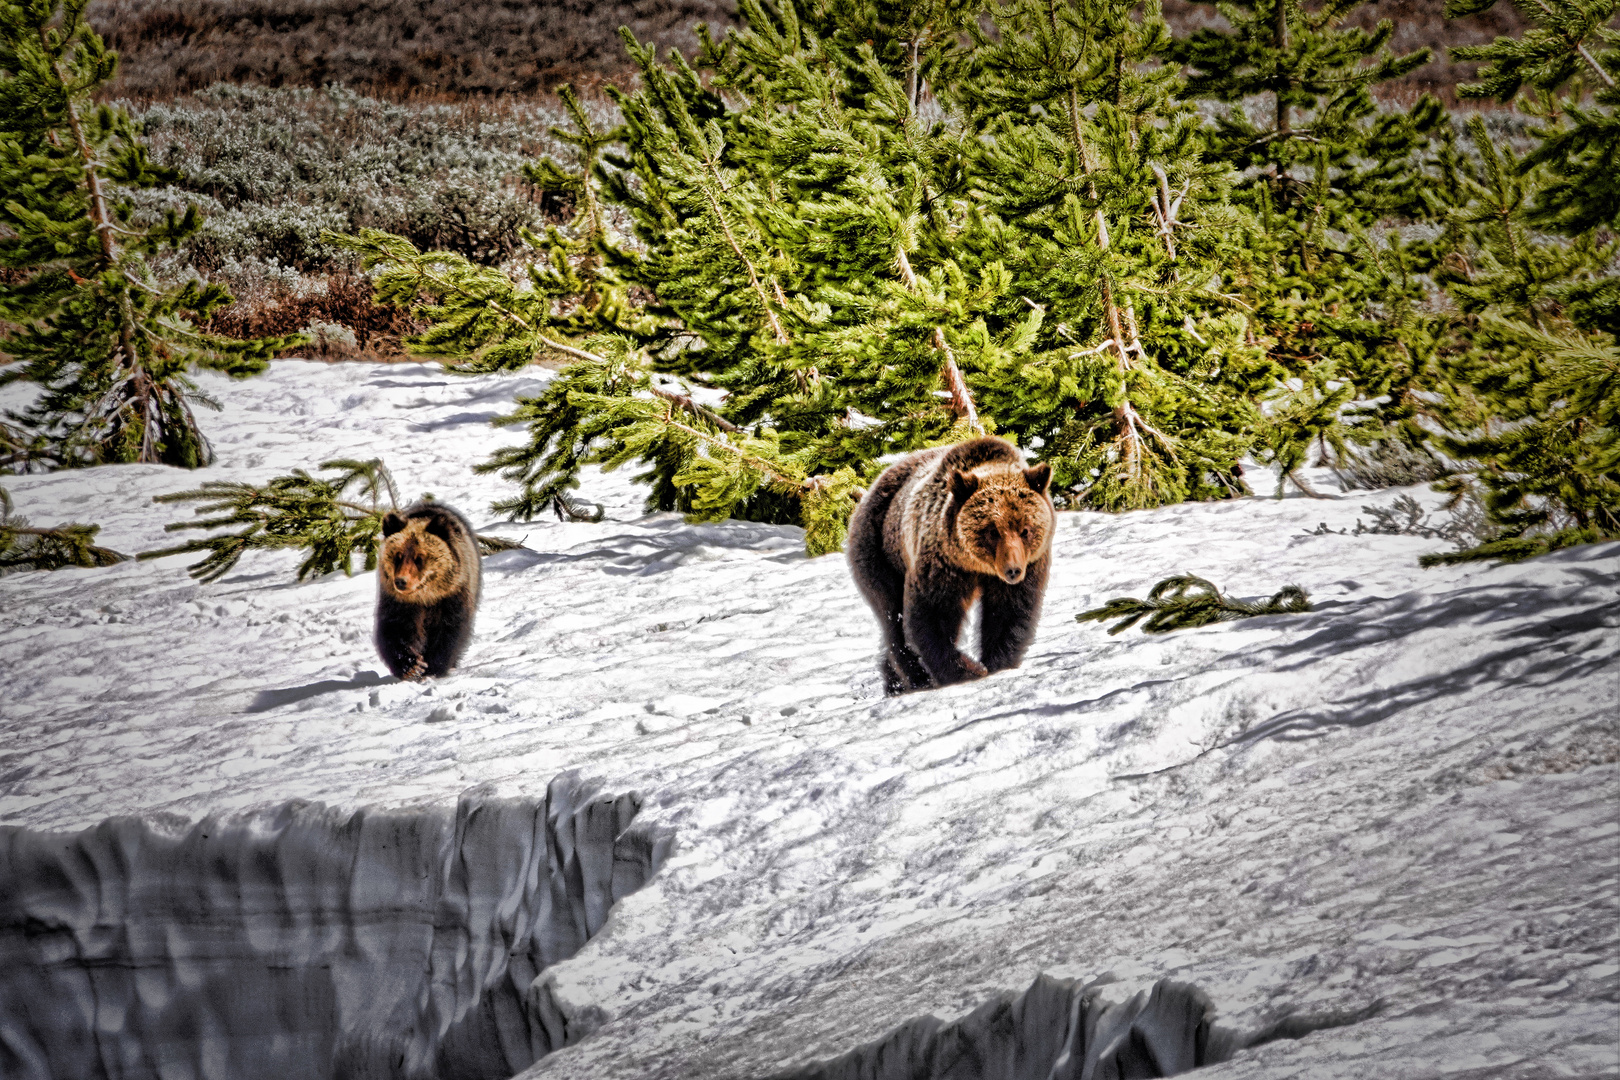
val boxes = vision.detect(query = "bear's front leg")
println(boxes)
[903,574,986,687]
[979,555,1049,673]
[884,642,933,695]
[376,605,429,681]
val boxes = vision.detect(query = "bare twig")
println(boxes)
[1149,162,1191,266]
[650,384,742,433]
[1287,468,1332,499]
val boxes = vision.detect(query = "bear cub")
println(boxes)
[374,501,481,681]
[847,436,1055,695]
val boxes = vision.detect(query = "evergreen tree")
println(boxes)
[1450,0,1619,236]
[947,0,1270,509]
[1421,1,1619,561]
[0,0,297,470]
[1167,0,1449,493]
[339,0,999,550]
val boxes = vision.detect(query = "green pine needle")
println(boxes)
[1076,574,1312,635]
[0,486,128,574]
[139,457,527,584]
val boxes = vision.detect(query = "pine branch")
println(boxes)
[696,155,789,346]
[139,458,521,584]
[0,486,127,574]
[1077,574,1312,634]
[1420,525,1613,566]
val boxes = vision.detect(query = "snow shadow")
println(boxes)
[246,668,393,712]
[408,409,510,431]
[1234,555,1619,746]
[367,372,550,400]
[779,973,1377,1080]
[486,520,804,576]
[1262,583,1608,667]
[0,772,675,1080]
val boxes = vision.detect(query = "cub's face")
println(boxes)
[952,463,1054,584]
[379,514,458,601]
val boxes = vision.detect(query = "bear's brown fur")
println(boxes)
[374,502,480,681]
[847,437,1055,694]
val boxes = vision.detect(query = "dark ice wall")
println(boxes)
[781,973,1375,1080]
[0,773,673,1080]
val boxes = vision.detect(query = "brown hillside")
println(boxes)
[91,0,1526,101]
[89,0,733,98]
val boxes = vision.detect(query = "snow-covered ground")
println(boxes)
[2,361,1617,1079]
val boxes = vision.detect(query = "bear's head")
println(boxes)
[950,462,1054,584]
[379,509,467,603]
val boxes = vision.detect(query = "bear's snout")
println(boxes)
[998,535,1027,583]
[394,575,411,591]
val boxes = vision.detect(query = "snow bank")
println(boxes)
[0,773,671,1080]
[2,361,1616,1079]
[779,973,1377,1080]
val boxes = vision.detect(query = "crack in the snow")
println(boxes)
[0,772,673,1080]
[775,973,1379,1080]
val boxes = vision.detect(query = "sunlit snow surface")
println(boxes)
[1,361,1617,1079]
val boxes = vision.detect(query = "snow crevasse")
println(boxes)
[779,973,1376,1080]
[0,771,674,1080]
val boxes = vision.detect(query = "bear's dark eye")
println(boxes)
[980,526,998,548]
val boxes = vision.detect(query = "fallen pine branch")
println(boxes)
[1076,574,1311,635]
[0,487,128,574]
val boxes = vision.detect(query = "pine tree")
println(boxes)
[945,0,1271,509]
[338,0,998,551]
[1167,0,1449,493]
[0,0,298,470]
[1420,1,1620,561]
[1450,0,1619,236]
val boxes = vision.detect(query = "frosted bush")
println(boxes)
[302,321,359,350]
[194,203,350,270]
[125,85,586,270]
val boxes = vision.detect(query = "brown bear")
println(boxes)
[374,502,481,681]
[847,436,1055,695]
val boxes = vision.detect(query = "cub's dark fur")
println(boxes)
[374,502,481,681]
[847,437,1055,695]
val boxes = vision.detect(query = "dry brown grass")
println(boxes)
[91,0,1525,104]
[200,268,424,361]
[89,0,733,99]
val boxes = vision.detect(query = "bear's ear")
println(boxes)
[950,470,980,504]
[1023,462,1052,494]
[425,513,460,544]
[381,511,407,537]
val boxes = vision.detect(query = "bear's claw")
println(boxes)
[402,656,429,682]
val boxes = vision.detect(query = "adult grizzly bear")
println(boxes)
[848,437,1055,695]
[374,502,481,681]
